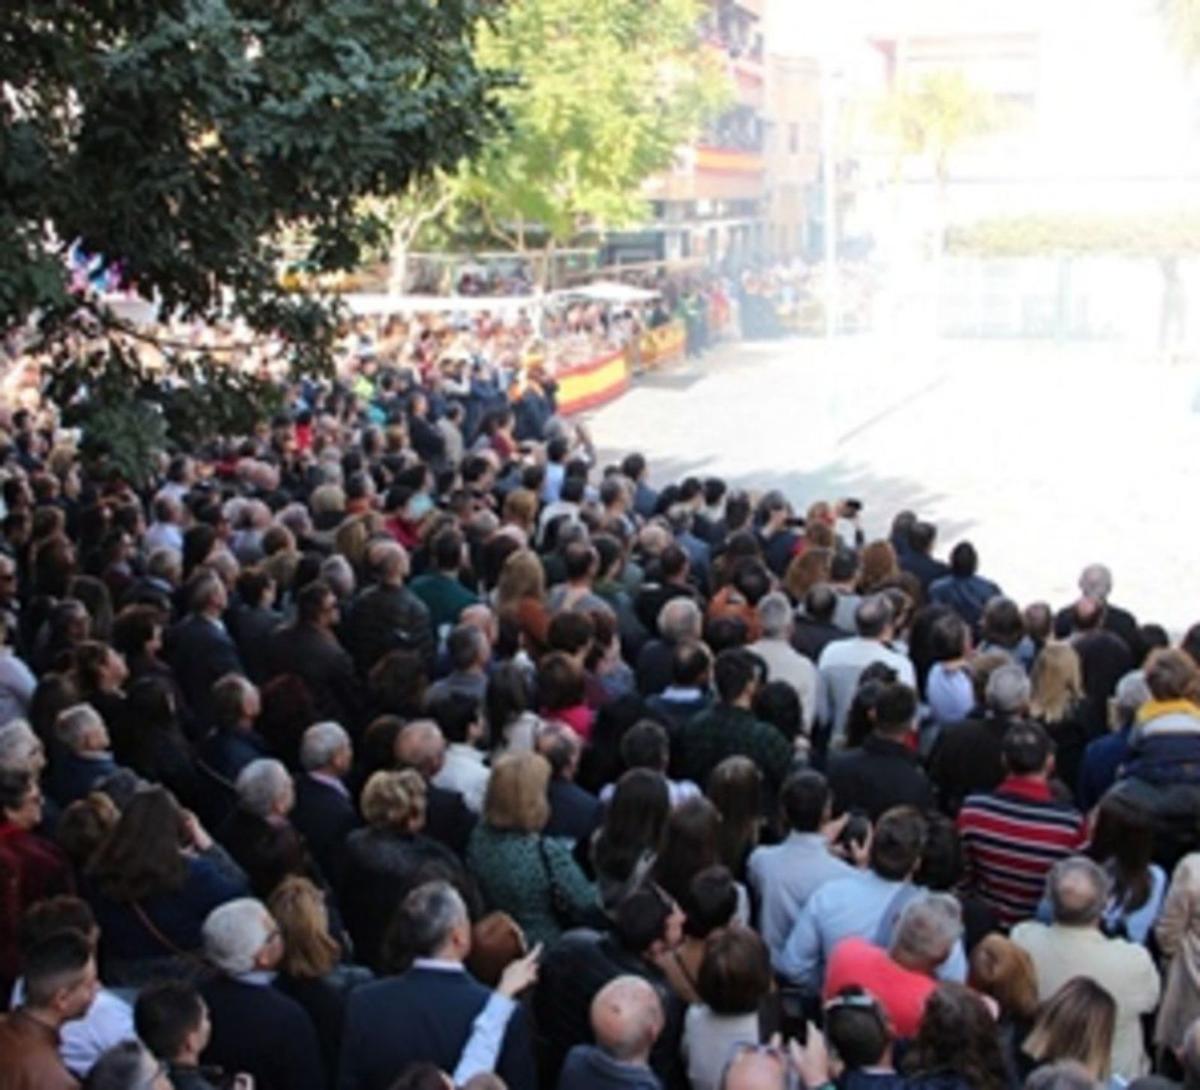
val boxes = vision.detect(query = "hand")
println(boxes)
[498,943,542,998]
[847,826,872,868]
[789,1025,831,1089]
[180,810,212,853]
[820,813,848,847]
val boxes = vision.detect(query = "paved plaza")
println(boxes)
[588,336,1200,633]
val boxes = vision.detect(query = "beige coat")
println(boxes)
[1155,851,1200,1052]
[1011,920,1161,1079]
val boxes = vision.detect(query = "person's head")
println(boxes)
[720,1047,790,1090]
[713,648,760,707]
[537,651,585,712]
[0,718,45,776]
[1144,648,1200,702]
[187,571,226,617]
[755,592,793,642]
[55,702,109,755]
[430,691,483,749]
[135,980,211,1064]
[855,594,894,641]
[778,769,830,834]
[873,682,917,740]
[985,663,1031,717]
[81,1041,172,1090]
[655,796,721,905]
[88,785,188,901]
[680,864,739,940]
[299,720,352,777]
[869,806,928,881]
[598,769,671,873]
[1024,976,1117,1080]
[613,882,684,958]
[859,540,899,594]
[56,792,120,870]
[697,924,771,1016]
[388,880,471,964]
[202,898,282,976]
[906,982,1005,1090]
[1089,793,1156,911]
[658,596,702,643]
[0,766,42,832]
[590,975,664,1066]
[890,893,963,974]
[267,875,341,978]
[431,527,465,574]
[1111,670,1151,729]
[825,986,893,1071]
[619,720,671,774]
[1002,720,1054,779]
[980,596,1025,649]
[395,719,446,779]
[1078,564,1114,603]
[545,611,594,660]
[949,541,978,578]
[361,768,427,833]
[446,624,490,675]
[930,612,970,663]
[967,934,1039,1022]
[535,720,582,781]
[1030,642,1084,722]
[296,579,338,629]
[1024,1062,1103,1090]
[1047,855,1111,927]
[235,758,294,819]
[21,928,98,1022]
[483,752,551,833]
[211,673,260,731]
[707,756,762,869]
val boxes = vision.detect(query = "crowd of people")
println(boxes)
[0,352,1199,1090]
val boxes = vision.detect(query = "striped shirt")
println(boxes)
[957,777,1088,928]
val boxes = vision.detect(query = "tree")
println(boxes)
[1160,0,1200,65]
[1,0,507,445]
[457,0,729,284]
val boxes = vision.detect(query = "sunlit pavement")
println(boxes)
[587,335,1200,634]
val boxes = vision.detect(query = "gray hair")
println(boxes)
[1078,564,1114,602]
[985,664,1031,716]
[756,592,793,640]
[855,594,894,639]
[55,703,104,751]
[892,893,963,966]
[536,720,580,777]
[397,881,468,957]
[146,547,182,584]
[1024,1061,1099,1090]
[658,597,702,643]
[320,554,356,599]
[299,722,351,772]
[1113,670,1151,726]
[0,719,41,771]
[1047,856,1110,927]
[276,503,313,538]
[202,898,274,975]
[235,758,292,818]
[205,548,240,585]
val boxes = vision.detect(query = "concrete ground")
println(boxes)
[585,335,1200,634]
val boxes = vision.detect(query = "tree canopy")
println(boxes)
[457,0,729,259]
[1,0,507,366]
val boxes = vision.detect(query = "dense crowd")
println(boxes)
[1,353,1199,1090]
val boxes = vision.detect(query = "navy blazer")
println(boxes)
[292,773,358,884]
[165,614,245,724]
[338,964,537,1090]
[48,750,120,806]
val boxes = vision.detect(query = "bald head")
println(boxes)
[721,1049,787,1090]
[590,976,663,1064]
[395,719,446,779]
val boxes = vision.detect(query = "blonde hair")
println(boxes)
[360,769,427,830]
[483,752,550,833]
[268,876,341,978]
[1029,642,1083,724]
[502,490,538,532]
[968,934,1038,1021]
[495,549,546,609]
[1023,976,1115,1079]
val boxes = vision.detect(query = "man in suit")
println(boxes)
[342,540,435,675]
[394,720,475,857]
[166,571,245,726]
[292,721,357,884]
[264,580,361,729]
[199,898,324,1090]
[48,703,126,806]
[338,880,537,1090]
[537,722,601,843]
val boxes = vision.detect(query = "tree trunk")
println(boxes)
[387,221,412,296]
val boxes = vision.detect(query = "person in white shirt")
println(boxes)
[431,692,490,814]
[748,593,821,733]
[818,595,916,746]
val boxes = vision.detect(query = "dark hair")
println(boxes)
[621,453,647,481]
[88,786,187,901]
[903,983,1006,1090]
[23,929,92,1007]
[1089,794,1155,915]
[110,605,164,660]
[593,769,671,886]
[870,806,928,881]
[654,796,721,906]
[713,649,758,704]
[752,680,802,742]
[296,579,333,624]
[914,813,963,891]
[981,597,1025,648]
[908,521,937,555]
[19,896,96,954]
[873,683,917,736]
[537,651,585,711]
[780,770,829,834]
[546,611,594,657]
[930,612,969,662]
[705,615,748,655]
[620,720,670,772]
[707,756,762,872]
[81,1040,152,1090]
[0,766,35,814]
[826,985,892,1069]
[135,980,206,1061]
[429,692,481,746]
[844,667,899,749]
[485,662,532,735]
[804,583,837,623]
[949,542,978,579]
[613,883,674,953]
[236,567,274,609]
[697,925,771,1015]
[659,544,689,581]
[681,864,739,939]
[1002,721,1053,775]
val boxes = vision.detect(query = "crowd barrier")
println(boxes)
[556,320,686,416]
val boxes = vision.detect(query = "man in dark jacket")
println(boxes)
[899,521,950,594]
[339,881,537,1090]
[291,721,357,885]
[199,898,324,1090]
[558,976,664,1090]
[538,722,602,843]
[1053,563,1142,661]
[828,683,933,820]
[791,585,847,663]
[1069,596,1134,735]
[343,540,435,674]
[264,580,361,729]
[166,572,245,727]
[928,541,1001,635]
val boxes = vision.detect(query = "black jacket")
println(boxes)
[264,622,362,728]
[424,782,476,858]
[928,715,1020,815]
[292,773,358,885]
[342,583,435,674]
[230,603,283,684]
[165,614,245,725]
[827,734,934,820]
[200,975,324,1090]
[544,779,603,843]
[339,964,537,1090]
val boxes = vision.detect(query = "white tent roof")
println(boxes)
[555,281,660,304]
[342,292,542,317]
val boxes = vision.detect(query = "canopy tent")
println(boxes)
[552,281,660,305]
